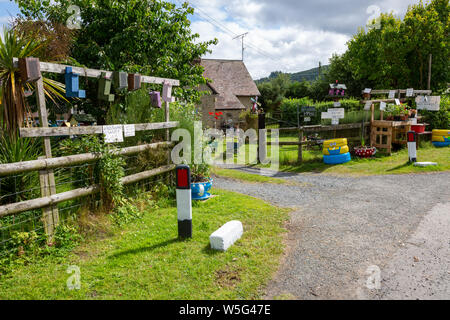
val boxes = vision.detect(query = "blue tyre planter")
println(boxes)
[323,152,351,165]
[191,179,213,201]
[432,141,450,148]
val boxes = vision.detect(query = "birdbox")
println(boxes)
[65,67,86,98]
[113,72,128,90]
[162,82,175,103]
[19,57,41,82]
[128,73,141,91]
[98,72,115,102]
[149,91,162,108]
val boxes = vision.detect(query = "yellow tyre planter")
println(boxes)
[432,130,450,136]
[323,138,348,149]
[323,145,350,155]
[432,135,446,142]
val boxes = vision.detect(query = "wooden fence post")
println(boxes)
[298,128,303,164]
[38,157,55,243]
[35,73,59,242]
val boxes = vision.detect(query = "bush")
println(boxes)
[420,95,450,130]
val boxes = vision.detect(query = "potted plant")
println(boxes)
[190,163,213,201]
[354,138,377,158]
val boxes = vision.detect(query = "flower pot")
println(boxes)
[191,179,213,201]
[411,124,425,133]
[354,146,377,158]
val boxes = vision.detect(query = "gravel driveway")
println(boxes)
[213,168,450,300]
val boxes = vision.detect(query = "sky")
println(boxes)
[0,0,422,79]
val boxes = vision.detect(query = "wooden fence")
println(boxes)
[274,122,371,163]
[0,59,181,242]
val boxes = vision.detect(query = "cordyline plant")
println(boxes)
[0,27,67,138]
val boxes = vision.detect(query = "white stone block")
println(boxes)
[210,221,243,251]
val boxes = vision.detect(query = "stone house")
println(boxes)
[198,59,260,129]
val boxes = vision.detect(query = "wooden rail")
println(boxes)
[20,121,178,138]
[278,122,370,133]
[0,165,176,218]
[0,141,174,176]
[12,58,180,86]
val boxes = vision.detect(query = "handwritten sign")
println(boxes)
[364,101,372,110]
[388,90,396,99]
[395,99,401,106]
[364,88,372,94]
[103,125,124,143]
[304,117,311,122]
[415,96,441,111]
[380,101,387,111]
[302,106,316,117]
[406,88,414,97]
[322,108,345,125]
[123,124,135,137]
[334,102,341,107]
[331,118,339,125]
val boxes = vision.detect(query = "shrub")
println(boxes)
[420,95,450,130]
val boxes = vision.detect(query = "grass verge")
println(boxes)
[212,167,290,184]
[0,189,289,300]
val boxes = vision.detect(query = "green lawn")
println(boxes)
[275,141,450,176]
[0,189,289,300]
[212,167,291,184]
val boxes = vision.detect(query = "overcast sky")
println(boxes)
[1,0,422,79]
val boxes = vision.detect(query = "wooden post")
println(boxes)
[298,128,303,163]
[38,157,54,242]
[35,75,59,241]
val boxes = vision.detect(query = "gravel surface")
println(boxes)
[213,168,450,300]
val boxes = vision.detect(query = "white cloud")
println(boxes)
[186,0,420,79]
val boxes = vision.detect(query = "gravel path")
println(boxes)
[214,168,450,300]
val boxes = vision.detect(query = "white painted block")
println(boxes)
[210,221,243,251]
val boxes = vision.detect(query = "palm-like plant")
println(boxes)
[0,27,67,138]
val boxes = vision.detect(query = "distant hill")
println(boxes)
[256,65,329,83]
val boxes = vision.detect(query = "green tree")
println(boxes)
[14,0,217,122]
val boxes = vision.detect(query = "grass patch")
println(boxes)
[212,168,290,185]
[275,141,450,176]
[0,189,289,300]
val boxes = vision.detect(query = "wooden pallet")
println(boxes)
[370,120,413,154]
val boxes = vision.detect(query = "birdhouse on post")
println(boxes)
[113,72,128,90]
[128,73,141,91]
[329,82,347,97]
[65,67,86,98]
[98,72,115,102]
[19,57,41,82]
[162,81,175,103]
[149,91,162,108]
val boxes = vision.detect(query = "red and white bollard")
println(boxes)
[176,165,192,239]
[407,131,417,163]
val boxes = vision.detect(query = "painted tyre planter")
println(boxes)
[354,146,377,158]
[191,179,213,201]
[432,141,450,148]
[323,152,351,165]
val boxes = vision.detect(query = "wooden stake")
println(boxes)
[298,129,303,163]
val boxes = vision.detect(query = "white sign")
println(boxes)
[304,117,311,122]
[331,118,339,125]
[364,88,372,94]
[123,124,136,137]
[334,102,341,107]
[380,101,386,111]
[103,125,124,143]
[162,82,175,103]
[395,99,401,106]
[415,96,441,111]
[328,108,345,119]
[364,101,372,110]
[388,90,396,99]
[406,88,414,97]
[321,112,330,119]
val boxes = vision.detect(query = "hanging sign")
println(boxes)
[327,108,345,119]
[415,96,440,111]
[388,90,396,99]
[395,99,401,106]
[103,125,124,143]
[123,124,136,137]
[301,106,316,117]
[380,101,387,111]
[406,88,414,97]
[333,102,341,107]
[304,117,311,122]
[364,88,372,94]
[331,118,339,125]
[364,101,372,110]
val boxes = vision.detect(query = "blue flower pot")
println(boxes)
[323,152,351,165]
[191,179,213,201]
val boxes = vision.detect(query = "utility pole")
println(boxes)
[427,53,432,91]
[233,32,248,61]
[318,61,322,78]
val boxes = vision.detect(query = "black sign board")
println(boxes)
[301,106,316,117]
